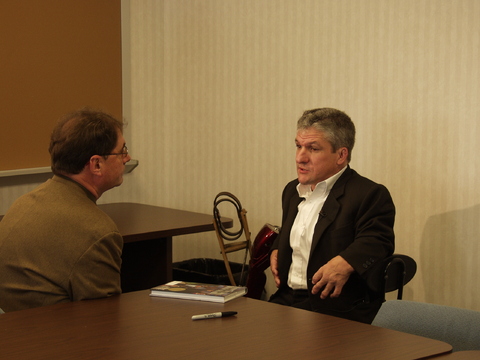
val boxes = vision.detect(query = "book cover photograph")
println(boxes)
[150,281,247,303]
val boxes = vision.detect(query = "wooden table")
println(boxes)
[98,202,232,292]
[0,203,232,293]
[0,290,452,359]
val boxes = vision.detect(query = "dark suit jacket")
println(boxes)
[271,166,395,323]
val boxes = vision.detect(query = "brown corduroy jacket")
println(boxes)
[0,175,122,312]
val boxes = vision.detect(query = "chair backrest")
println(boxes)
[213,192,252,286]
[372,300,480,352]
[366,254,417,300]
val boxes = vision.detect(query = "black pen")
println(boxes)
[191,311,237,321]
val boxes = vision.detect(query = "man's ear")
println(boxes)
[88,155,104,175]
[337,147,349,165]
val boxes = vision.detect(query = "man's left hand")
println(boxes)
[311,256,354,299]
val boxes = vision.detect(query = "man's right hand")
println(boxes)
[270,249,281,287]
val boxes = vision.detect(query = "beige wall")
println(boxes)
[1,0,479,310]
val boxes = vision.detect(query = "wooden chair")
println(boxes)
[213,192,252,286]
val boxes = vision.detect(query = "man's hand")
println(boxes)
[311,256,354,299]
[270,249,281,288]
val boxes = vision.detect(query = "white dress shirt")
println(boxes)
[287,167,346,290]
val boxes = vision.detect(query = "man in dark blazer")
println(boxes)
[269,108,395,324]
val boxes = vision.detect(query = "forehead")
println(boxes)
[115,130,126,146]
[295,128,326,143]
[116,129,125,140]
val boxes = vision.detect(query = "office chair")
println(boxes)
[213,192,252,286]
[366,254,417,300]
[372,300,480,352]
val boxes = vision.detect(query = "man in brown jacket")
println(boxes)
[0,109,131,312]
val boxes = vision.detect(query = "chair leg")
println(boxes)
[214,219,237,285]
[223,256,237,286]
[383,258,407,300]
[396,264,406,300]
[239,209,253,258]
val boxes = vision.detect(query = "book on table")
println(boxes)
[150,281,247,303]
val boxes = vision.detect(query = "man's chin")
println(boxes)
[114,177,124,188]
[297,176,309,185]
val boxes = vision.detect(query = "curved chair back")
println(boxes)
[366,254,417,300]
[372,300,480,352]
[213,192,252,286]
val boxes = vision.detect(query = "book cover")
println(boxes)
[150,281,247,303]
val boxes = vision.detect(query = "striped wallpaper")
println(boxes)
[1,0,479,310]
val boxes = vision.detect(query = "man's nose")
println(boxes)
[296,148,308,163]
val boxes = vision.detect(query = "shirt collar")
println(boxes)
[296,165,347,199]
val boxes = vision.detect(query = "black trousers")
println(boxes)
[269,287,312,311]
[269,286,381,324]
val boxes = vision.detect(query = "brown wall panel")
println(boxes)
[0,0,122,171]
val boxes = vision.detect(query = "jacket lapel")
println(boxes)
[309,167,351,256]
[284,194,303,235]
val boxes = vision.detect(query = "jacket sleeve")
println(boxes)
[69,232,123,301]
[338,183,395,278]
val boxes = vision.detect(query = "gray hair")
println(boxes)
[297,108,355,162]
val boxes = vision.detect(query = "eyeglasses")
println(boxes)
[104,145,129,158]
